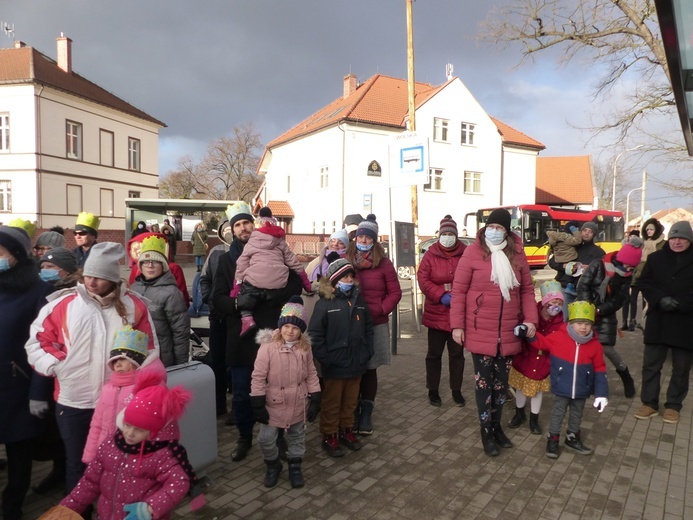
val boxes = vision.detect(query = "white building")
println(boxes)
[258,73,544,237]
[0,36,165,229]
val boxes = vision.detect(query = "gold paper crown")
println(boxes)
[8,218,37,238]
[225,201,252,221]
[140,235,168,257]
[110,325,150,365]
[540,280,563,298]
[75,212,100,231]
[568,301,596,323]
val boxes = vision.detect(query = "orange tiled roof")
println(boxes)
[261,200,294,218]
[0,46,165,127]
[536,156,593,205]
[490,117,545,150]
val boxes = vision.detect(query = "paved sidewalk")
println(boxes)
[9,267,693,519]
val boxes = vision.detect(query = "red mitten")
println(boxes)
[299,270,312,293]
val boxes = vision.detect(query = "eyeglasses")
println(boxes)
[141,261,160,267]
[33,246,50,253]
[74,231,89,237]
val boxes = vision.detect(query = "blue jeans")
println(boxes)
[230,366,255,438]
[55,404,94,493]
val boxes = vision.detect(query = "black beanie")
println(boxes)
[486,209,511,232]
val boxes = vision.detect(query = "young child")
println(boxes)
[250,296,321,489]
[234,207,312,336]
[82,326,165,464]
[526,301,609,459]
[60,369,201,519]
[546,220,583,295]
[507,280,565,435]
[308,253,373,457]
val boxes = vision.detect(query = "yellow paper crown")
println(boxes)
[225,201,253,222]
[75,212,100,231]
[140,235,168,257]
[8,218,37,238]
[568,301,596,323]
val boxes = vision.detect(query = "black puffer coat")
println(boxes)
[576,252,632,346]
[639,242,693,349]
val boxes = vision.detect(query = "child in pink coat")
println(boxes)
[60,367,202,520]
[250,296,321,489]
[82,326,165,463]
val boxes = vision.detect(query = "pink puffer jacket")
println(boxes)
[450,230,538,357]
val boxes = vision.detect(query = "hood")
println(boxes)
[217,219,232,245]
[255,327,313,351]
[127,232,172,262]
[317,276,359,300]
[256,223,285,239]
[641,217,665,241]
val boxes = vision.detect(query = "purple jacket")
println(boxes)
[418,240,466,331]
[354,257,402,326]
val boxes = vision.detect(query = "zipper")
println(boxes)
[497,297,505,357]
[572,342,579,399]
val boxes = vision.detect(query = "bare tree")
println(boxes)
[592,159,637,211]
[481,1,687,159]
[158,123,263,201]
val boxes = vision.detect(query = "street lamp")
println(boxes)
[625,187,643,232]
[612,145,643,211]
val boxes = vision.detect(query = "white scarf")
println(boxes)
[488,240,519,301]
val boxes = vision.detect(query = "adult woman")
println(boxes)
[0,224,54,519]
[307,228,349,283]
[131,236,190,367]
[626,218,665,330]
[345,214,402,435]
[450,209,538,457]
[191,221,208,272]
[26,242,159,494]
[418,215,467,407]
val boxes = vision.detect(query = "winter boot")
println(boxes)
[231,436,252,461]
[288,458,304,488]
[492,423,513,448]
[239,315,257,338]
[263,458,283,488]
[339,427,363,451]
[451,390,466,407]
[353,400,362,433]
[628,319,637,332]
[321,433,345,457]
[507,407,526,429]
[529,413,542,435]
[480,427,499,457]
[358,400,375,435]
[428,390,442,407]
[546,433,560,459]
[617,367,636,398]
[565,431,593,455]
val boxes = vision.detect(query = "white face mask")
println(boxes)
[485,228,506,245]
[439,235,457,248]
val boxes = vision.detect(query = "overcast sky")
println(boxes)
[3,1,686,211]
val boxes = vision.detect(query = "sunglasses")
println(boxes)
[74,231,89,236]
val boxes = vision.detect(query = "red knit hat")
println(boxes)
[439,215,458,236]
[615,244,642,268]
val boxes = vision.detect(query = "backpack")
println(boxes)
[188,271,210,318]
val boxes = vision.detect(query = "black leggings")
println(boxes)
[621,286,642,323]
[359,369,378,401]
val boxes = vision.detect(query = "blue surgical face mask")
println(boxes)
[0,257,11,272]
[547,305,562,317]
[356,242,374,252]
[484,228,506,245]
[337,281,354,293]
[40,269,62,282]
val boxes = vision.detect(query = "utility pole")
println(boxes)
[640,169,647,220]
[406,0,417,235]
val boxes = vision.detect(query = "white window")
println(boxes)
[100,188,114,217]
[0,180,11,212]
[67,184,82,214]
[464,171,482,194]
[424,168,444,192]
[319,166,329,188]
[433,118,449,143]
[66,121,82,160]
[461,122,476,145]
[128,190,141,198]
[100,129,114,166]
[0,114,9,151]
[128,138,141,171]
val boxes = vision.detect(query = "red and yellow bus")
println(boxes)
[470,205,625,267]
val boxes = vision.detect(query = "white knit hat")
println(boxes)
[83,242,125,283]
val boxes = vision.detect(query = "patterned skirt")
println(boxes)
[508,367,550,397]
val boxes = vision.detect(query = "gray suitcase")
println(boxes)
[166,361,217,472]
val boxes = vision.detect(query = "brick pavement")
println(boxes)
[7,269,693,519]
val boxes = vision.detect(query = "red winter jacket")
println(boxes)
[418,240,466,332]
[354,257,402,326]
[511,301,563,381]
[449,229,538,357]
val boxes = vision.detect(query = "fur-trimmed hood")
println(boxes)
[642,217,665,241]
[255,327,312,351]
[317,275,360,299]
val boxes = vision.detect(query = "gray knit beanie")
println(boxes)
[41,247,78,274]
[36,230,66,249]
[83,242,125,282]
[668,221,693,242]
[0,225,31,260]
[356,214,379,241]
[581,222,598,234]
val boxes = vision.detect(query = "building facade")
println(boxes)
[0,36,164,228]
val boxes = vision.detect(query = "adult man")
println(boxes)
[200,214,234,417]
[635,221,693,424]
[72,212,99,267]
[213,201,302,461]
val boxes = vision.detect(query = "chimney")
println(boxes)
[343,74,357,99]
[14,41,26,49]
[56,33,72,73]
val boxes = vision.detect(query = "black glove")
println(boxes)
[251,395,269,425]
[306,392,321,423]
[513,324,528,338]
[659,297,679,312]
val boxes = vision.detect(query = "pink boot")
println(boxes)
[240,315,257,337]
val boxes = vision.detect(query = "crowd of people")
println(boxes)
[1,204,692,518]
